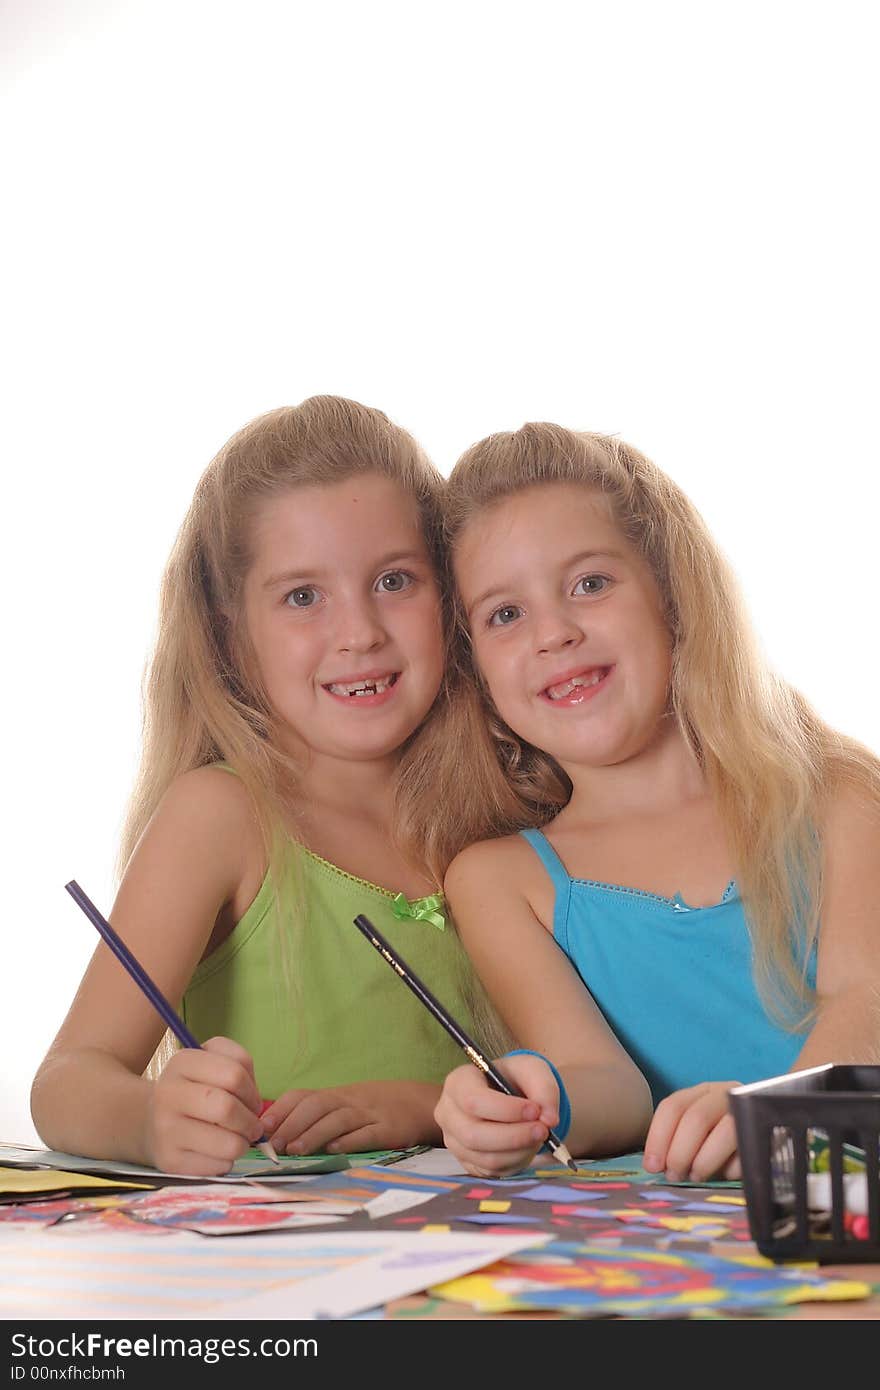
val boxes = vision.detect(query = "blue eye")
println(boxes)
[376,570,413,593]
[573,575,610,596]
[488,604,523,627]
[285,586,319,608]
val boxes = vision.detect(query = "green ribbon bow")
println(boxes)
[391,891,446,931]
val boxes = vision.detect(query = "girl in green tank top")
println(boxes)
[31,397,501,1176]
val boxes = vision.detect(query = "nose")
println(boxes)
[336,595,387,654]
[534,604,583,656]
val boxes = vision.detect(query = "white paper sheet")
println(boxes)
[0,1224,547,1320]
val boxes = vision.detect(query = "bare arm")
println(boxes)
[434,838,653,1173]
[30,768,267,1172]
[644,783,880,1183]
[794,783,880,1067]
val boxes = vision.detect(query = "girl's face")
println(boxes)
[454,483,673,773]
[242,473,444,766]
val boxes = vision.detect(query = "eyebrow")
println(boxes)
[262,549,430,591]
[465,549,626,617]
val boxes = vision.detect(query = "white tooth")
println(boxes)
[547,671,604,699]
[328,676,393,696]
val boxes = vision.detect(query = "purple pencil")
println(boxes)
[64,879,279,1165]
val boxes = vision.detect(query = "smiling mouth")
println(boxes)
[323,673,400,698]
[542,667,611,701]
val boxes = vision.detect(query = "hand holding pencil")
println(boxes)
[143,1037,277,1177]
[435,1053,572,1179]
[353,914,577,1176]
[65,880,279,1176]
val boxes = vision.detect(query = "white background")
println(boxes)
[2,1,877,1145]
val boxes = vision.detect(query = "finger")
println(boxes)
[438,1108,548,1160]
[272,1094,343,1150]
[493,1056,562,1124]
[643,1086,704,1172]
[171,1044,262,1116]
[200,1035,255,1065]
[200,1037,261,1109]
[258,1091,314,1134]
[663,1089,737,1182]
[155,1115,255,1176]
[444,1067,543,1125]
[454,1143,542,1179]
[465,1090,544,1124]
[325,1125,383,1154]
[157,1071,264,1150]
[284,1109,366,1156]
[171,1151,239,1178]
[201,1084,265,1138]
[688,1114,739,1182]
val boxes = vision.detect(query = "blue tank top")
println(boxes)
[520,828,812,1105]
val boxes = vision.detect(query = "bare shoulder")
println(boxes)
[814,778,880,990]
[445,833,536,897]
[150,765,258,848]
[821,778,880,872]
[823,777,880,832]
[122,765,264,913]
[444,832,554,933]
[819,779,880,922]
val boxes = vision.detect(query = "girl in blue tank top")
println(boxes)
[432,422,880,1181]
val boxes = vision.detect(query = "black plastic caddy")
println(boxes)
[730,1064,880,1262]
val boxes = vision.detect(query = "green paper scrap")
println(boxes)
[0,1142,427,1184]
[238,1145,428,1176]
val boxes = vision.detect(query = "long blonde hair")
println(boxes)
[119,396,450,885]
[424,422,880,1026]
[123,397,517,1065]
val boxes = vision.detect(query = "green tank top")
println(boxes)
[181,842,483,1100]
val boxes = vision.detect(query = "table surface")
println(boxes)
[2,1145,878,1321]
[381,1147,880,1319]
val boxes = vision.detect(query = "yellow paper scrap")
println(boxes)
[432,1274,516,1313]
[0,1169,150,1195]
[781,1281,872,1303]
[479,1200,511,1213]
[655,1215,728,1233]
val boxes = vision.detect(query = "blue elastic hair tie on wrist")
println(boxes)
[502,1049,572,1142]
